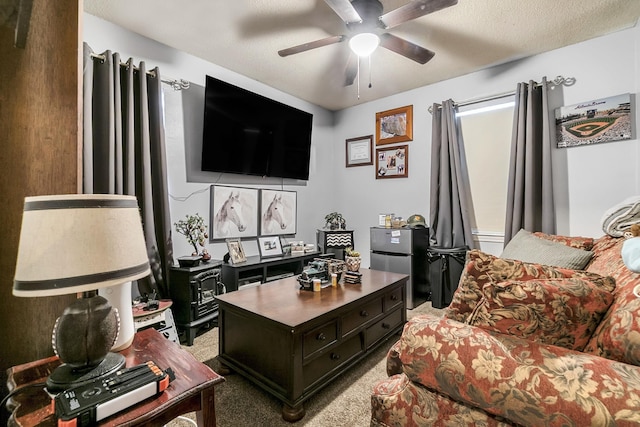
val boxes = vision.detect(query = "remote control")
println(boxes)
[55,361,174,426]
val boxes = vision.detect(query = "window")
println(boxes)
[458,101,514,234]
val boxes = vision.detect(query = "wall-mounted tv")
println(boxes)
[201,75,313,181]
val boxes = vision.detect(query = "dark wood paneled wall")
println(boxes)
[0,0,81,414]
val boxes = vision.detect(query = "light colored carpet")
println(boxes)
[166,301,443,426]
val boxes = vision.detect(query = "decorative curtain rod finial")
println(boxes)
[162,79,190,91]
[550,75,576,88]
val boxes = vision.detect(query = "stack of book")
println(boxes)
[343,271,362,284]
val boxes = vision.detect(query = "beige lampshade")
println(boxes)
[13,194,151,297]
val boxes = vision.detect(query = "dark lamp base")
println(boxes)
[46,352,125,393]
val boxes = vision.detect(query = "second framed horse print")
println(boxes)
[210,185,259,241]
[260,189,297,236]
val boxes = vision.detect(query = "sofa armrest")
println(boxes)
[397,315,640,426]
[386,339,403,376]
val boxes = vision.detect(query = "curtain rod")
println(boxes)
[89,52,190,91]
[428,75,576,114]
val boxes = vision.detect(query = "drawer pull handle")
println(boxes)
[317,333,326,341]
[330,353,340,360]
[390,295,398,301]
[382,323,391,329]
[360,310,369,317]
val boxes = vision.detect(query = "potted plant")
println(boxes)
[174,213,211,265]
[344,246,361,272]
[324,212,346,230]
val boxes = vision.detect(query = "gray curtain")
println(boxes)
[82,43,173,298]
[504,78,555,244]
[429,99,476,249]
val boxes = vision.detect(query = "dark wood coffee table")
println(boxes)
[216,268,408,422]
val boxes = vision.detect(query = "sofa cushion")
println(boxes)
[444,249,615,323]
[584,235,640,365]
[467,277,614,351]
[501,229,594,269]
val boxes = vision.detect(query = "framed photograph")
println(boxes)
[226,238,247,264]
[257,236,283,258]
[376,145,408,179]
[555,93,633,148]
[376,105,413,145]
[346,135,373,167]
[210,185,259,241]
[260,189,297,236]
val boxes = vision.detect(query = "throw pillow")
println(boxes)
[443,249,616,323]
[467,277,615,351]
[501,229,593,270]
[532,231,595,251]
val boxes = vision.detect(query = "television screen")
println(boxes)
[201,75,313,180]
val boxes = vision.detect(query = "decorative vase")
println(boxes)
[345,256,361,272]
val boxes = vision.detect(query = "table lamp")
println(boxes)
[13,194,151,392]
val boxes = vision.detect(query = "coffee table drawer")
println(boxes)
[303,334,362,389]
[365,308,403,349]
[303,320,338,359]
[342,298,383,337]
[384,286,404,312]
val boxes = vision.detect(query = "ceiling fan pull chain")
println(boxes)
[357,56,361,99]
[368,55,373,89]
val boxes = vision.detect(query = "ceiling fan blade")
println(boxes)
[380,0,458,29]
[379,33,435,64]
[278,35,346,57]
[323,0,362,24]
[344,52,357,86]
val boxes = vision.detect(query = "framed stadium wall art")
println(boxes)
[555,93,633,148]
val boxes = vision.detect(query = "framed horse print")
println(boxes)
[259,189,297,236]
[210,185,259,241]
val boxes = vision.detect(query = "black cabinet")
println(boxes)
[169,260,223,345]
[316,229,354,259]
[221,251,323,292]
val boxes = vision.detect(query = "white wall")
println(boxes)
[84,13,640,268]
[334,25,640,265]
[83,14,338,261]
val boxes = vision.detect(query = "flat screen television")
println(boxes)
[201,75,313,180]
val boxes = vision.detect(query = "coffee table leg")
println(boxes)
[282,403,305,422]
[216,360,233,376]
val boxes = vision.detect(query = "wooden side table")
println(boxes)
[6,328,224,426]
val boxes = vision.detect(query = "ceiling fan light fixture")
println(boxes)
[349,32,379,57]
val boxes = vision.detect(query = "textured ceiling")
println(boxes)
[84,0,640,111]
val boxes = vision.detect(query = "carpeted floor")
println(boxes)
[166,301,443,427]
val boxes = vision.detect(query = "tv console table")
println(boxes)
[216,269,408,422]
[220,251,325,292]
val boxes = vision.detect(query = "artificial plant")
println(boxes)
[174,213,209,256]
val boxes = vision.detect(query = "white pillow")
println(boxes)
[622,237,640,273]
[501,229,593,270]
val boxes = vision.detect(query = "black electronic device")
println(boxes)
[55,361,174,426]
[201,75,313,181]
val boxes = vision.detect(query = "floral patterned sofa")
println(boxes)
[371,233,640,426]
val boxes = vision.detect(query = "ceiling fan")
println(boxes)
[278,0,458,86]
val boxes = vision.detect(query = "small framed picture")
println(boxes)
[376,145,408,179]
[226,238,247,264]
[257,236,283,258]
[376,105,413,145]
[346,135,373,167]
